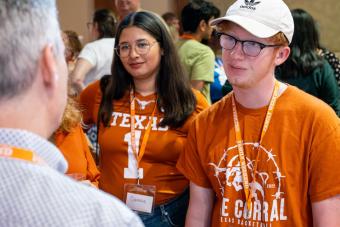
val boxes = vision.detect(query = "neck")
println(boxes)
[133,77,156,96]
[182,32,202,42]
[0,95,52,139]
[233,77,278,109]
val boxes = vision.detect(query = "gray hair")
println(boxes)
[0,0,64,99]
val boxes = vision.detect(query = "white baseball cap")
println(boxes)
[210,0,294,43]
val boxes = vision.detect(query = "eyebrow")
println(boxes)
[219,32,266,45]
[119,38,149,45]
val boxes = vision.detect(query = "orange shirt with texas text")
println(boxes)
[80,81,209,204]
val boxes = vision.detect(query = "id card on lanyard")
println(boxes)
[123,89,157,214]
[231,80,280,213]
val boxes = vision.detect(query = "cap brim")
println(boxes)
[210,15,278,39]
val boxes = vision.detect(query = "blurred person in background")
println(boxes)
[162,12,180,42]
[177,0,218,104]
[209,29,227,103]
[52,95,100,187]
[71,9,116,92]
[204,6,228,103]
[319,48,340,87]
[276,8,340,115]
[162,12,180,32]
[115,0,141,21]
[62,30,82,72]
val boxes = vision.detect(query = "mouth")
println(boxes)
[226,64,247,76]
[129,62,144,68]
[229,64,246,70]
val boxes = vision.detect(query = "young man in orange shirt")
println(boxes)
[177,0,340,226]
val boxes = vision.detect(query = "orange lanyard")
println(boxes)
[130,89,157,182]
[0,144,44,164]
[231,80,280,212]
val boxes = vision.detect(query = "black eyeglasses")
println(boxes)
[115,39,158,58]
[216,32,281,57]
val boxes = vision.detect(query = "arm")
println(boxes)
[191,49,215,101]
[185,182,214,227]
[191,80,206,91]
[70,58,94,92]
[79,81,101,127]
[312,195,340,227]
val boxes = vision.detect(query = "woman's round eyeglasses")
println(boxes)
[115,39,158,58]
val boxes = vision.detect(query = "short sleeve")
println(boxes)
[308,112,340,202]
[177,117,212,189]
[78,43,97,66]
[79,81,101,126]
[191,48,215,83]
[193,89,210,113]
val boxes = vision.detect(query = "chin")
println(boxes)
[229,77,257,89]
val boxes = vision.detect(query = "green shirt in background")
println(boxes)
[276,60,340,116]
[177,39,215,104]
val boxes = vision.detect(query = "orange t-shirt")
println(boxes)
[177,86,340,227]
[80,81,209,204]
[55,124,100,187]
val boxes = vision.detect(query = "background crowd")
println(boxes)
[1,0,339,226]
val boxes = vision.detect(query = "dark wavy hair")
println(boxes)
[93,9,116,39]
[277,9,323,78]
[99,11,196,128]
[181,0,216,33]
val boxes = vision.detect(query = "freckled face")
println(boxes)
[220,23,278,89]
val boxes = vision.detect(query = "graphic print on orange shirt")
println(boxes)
[80,81,209,205]
[98,91,190,204]
[209,142,287,226]
[110,108,169,180]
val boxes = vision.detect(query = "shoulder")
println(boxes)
[194,93,232,129]
[279,86,339,124]
[0,160,142,226]
[179,40,213,54]
[315,59,334,73]
[79,80,102,122]
[79,38,115,55]
[192,89,210,112]
[80,80,101,102]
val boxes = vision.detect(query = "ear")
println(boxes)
[39,44,59,87]
[198,20,207,32]
[274,46,290,66]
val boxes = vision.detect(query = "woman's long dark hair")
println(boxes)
[277,9,323,78]
[99,11,196,128]
[93,9,116,39]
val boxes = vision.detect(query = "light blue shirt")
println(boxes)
[0,128,144,227]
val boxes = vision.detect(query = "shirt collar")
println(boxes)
[0,128,68,173]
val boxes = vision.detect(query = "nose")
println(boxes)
[128,45,139,58]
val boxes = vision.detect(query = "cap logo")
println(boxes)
[241,0,261,10]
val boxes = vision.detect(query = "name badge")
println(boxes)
[124,183,156,214]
